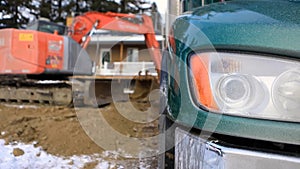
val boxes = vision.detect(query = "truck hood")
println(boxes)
[173,0,300,58]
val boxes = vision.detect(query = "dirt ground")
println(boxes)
[0,100,160,168]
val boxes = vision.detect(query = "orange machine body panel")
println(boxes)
[0,28,64,74]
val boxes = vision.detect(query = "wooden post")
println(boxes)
[119,42,124,73]
[120,41,124,61]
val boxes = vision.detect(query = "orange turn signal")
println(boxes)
[190,54,218,110]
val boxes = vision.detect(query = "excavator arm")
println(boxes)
[68,11,161,71]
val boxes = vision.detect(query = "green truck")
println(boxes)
[159,0,300,168]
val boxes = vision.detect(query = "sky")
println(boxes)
[114,0,167,14]
[151,0,167,15]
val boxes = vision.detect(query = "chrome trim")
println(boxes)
[175,128,300,169]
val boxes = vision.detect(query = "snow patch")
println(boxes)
[0,140,101,169]
[0,140,154,169]
[36,80,64,84]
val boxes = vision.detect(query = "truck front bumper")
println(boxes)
[175,128,300,169]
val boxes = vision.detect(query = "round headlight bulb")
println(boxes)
[217,74,251,108]
[272,69,300,115]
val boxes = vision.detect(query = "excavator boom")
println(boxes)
[69,11,161,71]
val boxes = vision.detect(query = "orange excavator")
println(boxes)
[0,11,162,106]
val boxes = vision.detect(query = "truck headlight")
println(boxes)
[189,52,300,122]
[273,69,300,115]
[217,74,252,108]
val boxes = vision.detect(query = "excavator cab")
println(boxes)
[27,20,67,35]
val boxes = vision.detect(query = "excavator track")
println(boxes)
[0,76,74,106]
[0,75,159,107]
